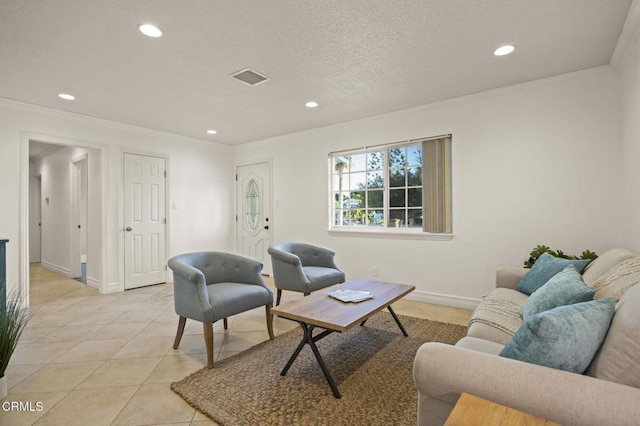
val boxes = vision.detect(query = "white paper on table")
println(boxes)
[327,289,373,303]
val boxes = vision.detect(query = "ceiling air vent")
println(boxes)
[230,68,270,86]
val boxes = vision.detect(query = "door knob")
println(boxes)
[125,227,132,232]
[264,225,269,230]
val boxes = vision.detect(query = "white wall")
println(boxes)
[234,67,625,306]
[30,146,102,285]
[0,65,630,306]
[0,99,235,296]
[619,23,640,253]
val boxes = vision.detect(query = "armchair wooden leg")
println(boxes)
[266,304,274,340]
[276,289,282,306]
[223,318,228,330]
[204,322,214,368]
[173,316,186,349]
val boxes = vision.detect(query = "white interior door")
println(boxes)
[236,162,271,274]
[124,153,167,289]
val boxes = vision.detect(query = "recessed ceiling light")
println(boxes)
[494,45,515,56]
[139,24,162,38]
[58,93,75,100]
[305,101,319,108]
[206,129,217,135]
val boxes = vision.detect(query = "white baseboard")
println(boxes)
[40,261,71,277]
[104,281,122,294]
[86,277,100,289]
[404,290,481,311]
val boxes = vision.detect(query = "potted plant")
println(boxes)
[0,287,32,399]
[523,244,598,268]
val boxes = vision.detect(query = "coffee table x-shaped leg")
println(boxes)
[279,305,409,399]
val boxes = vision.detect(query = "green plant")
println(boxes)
[524,245,598,268]
[0,287,32,378]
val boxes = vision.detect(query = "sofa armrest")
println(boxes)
[495,267,528,289]
[413,342,640,426]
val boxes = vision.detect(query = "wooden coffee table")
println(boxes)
[271,279,415,398]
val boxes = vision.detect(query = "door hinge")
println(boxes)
[164,171,167,177]
[235,174,238,181]
[163,218,166,224]
[165,265,168,271]
[235,215,238,221]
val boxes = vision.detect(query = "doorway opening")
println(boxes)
[26,139,103,297]
[71,155,88,283]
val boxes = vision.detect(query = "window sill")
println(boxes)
[327,228,454,240]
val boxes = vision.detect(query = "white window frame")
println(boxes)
[328,135,453,240]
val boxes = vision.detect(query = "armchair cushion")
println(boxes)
[500,298,615,374]
[516,253,592,295]
[520,265,594,320]
[302,266,346,292]
[207,283,273,322]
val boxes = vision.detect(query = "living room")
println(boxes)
[1,1,640,425]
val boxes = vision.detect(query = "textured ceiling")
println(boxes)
[0,0,633,145]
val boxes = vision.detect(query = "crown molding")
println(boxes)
[611,0,640,69]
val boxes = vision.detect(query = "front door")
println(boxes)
[124,153,167,289]
[236,162,271,274]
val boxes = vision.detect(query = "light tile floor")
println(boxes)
[1,264,471,426]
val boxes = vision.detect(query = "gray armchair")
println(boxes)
[268,242,345,305]
[168,251,274,368]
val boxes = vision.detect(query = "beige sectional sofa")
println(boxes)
[413,248,640,426]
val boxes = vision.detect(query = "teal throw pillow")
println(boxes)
[516,253,592,295]
[520,265,595,320]
[500,298,615,374]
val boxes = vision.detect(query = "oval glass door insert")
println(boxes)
[246,178,260,232]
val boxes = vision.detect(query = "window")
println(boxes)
[330,135,452,235]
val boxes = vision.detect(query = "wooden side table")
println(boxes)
[445,393,559,426]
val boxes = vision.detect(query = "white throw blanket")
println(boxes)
[590,256,640,301]
[468,291,523,336]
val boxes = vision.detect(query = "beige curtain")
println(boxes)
[422,136,452,233]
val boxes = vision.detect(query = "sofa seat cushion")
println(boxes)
[516,253,592,295]
[588,256,640,301]
[587,283,640,388]
[455,336,504,356]
[500,298,616,374]
[468,288,528,345]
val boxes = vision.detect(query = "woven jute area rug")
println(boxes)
[171,312,466,426]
